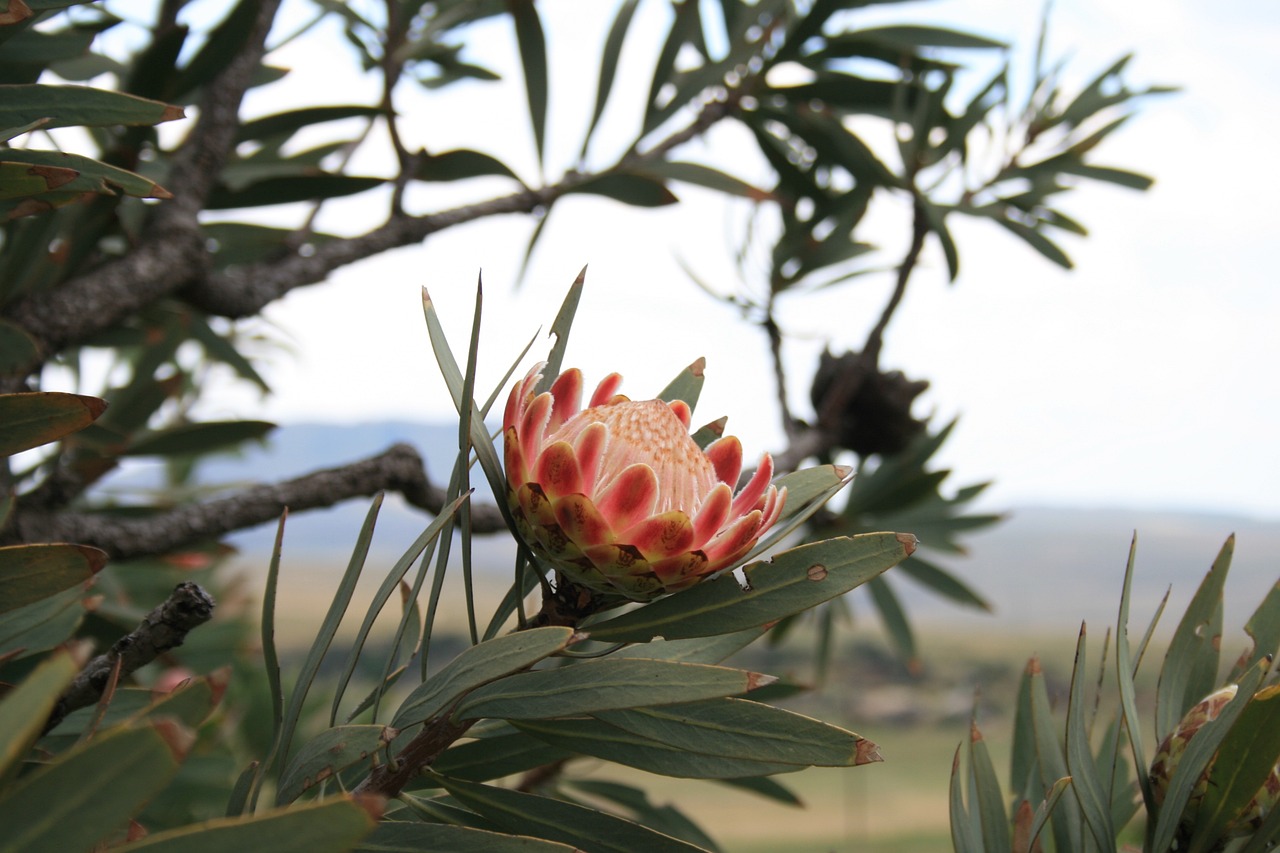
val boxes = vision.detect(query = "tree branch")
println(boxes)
[43,581,216,734]
[7,444,508,560]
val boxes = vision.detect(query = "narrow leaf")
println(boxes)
[0,543,106,614]
[0,391,105,456]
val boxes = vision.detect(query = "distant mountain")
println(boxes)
[102,422,1279,638]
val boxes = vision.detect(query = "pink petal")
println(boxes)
[504,364,544,431]
[667,399,692,429]
[731,453,774,517]
[619,510,695,559]
[554,494,614,547]
[703,509,764,572]
[547,369,583,434]
[572,421,607,495]
[594,463,658,532]
[519,391,554,472]
[690,482,732,548]
[704,436,743,487]
[535,440,583,499]
[588,372,624,408]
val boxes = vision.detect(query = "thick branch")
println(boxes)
[7,444,507,559]
[43,581,215,734]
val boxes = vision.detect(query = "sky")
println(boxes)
[188,0,1280,521]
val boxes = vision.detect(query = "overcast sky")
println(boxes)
[193,0,1280,521]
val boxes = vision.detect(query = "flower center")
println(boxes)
[550,399,717,513]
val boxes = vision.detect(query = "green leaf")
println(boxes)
[1188,683,1280,853]
[0,320,38,373]
[436,773,713,852]
[235,105,383,143]
[0,649,77,786]
[656,357,705,410]
[416,148,521,183]
[433,728,572,782]
[0,585,85,660]
[123,797,377,852]
[1027,655,1084,853]
[949,745,981,853]
[0,722,182,853]
[391,627,577,729]
[850,25,1005,50]
[595,697,880,767]
[1157,535,1231,741]
[507,0,547,168]
[579,0,640,160]
[329,492,470,726]
[715,775,803,806]
[967,721,1011,850]
[865,575,918,672]
[0,543,107,614]
[356,822,578,852]
[896,555,990,611]
[637,160,771,200]
[1116,534,1157,815]
[122,420,275,456]
[277,725,397,805]
[515,715,796,779]
[455,658,771,721]
[1234,575,1280,679]
[0,83,182,130]
[994,217,1073,269]
[0,148,171,202]
[568,173,678,207]
[1064,626,1116,851]
[0,391,106,456]
[273,497,383,781]
[609,625,768,665]
[206,174,384,209]
[586,532,915,643]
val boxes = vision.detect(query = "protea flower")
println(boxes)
[1150,684,1280,837]
[502,362,786,601]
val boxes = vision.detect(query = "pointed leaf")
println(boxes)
[0,391,105,456]
[586,532,915,642]
[392,627,577,729]
[123,420,274,456]
[0,649,77,786]
[277,725,397,805]
[0,83,182,130]
[122,797,377,852]
[515,716,795,779]
[1157,536,1231,740]
[595,697,880,767]
[0,543,106,614]
[507,0,547,167]
[455,658,771,721]
[437,775,710,852]
[568,173,677,207]
[0,723,182,852]
[1064,626,1116,850]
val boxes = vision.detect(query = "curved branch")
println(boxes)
[7,444,508,560]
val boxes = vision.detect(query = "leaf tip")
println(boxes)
[896,532,918,556]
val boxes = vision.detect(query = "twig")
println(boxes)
[6,444,508,560]
[43,582,216,734]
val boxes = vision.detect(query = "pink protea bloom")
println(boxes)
[503,362,786,600]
